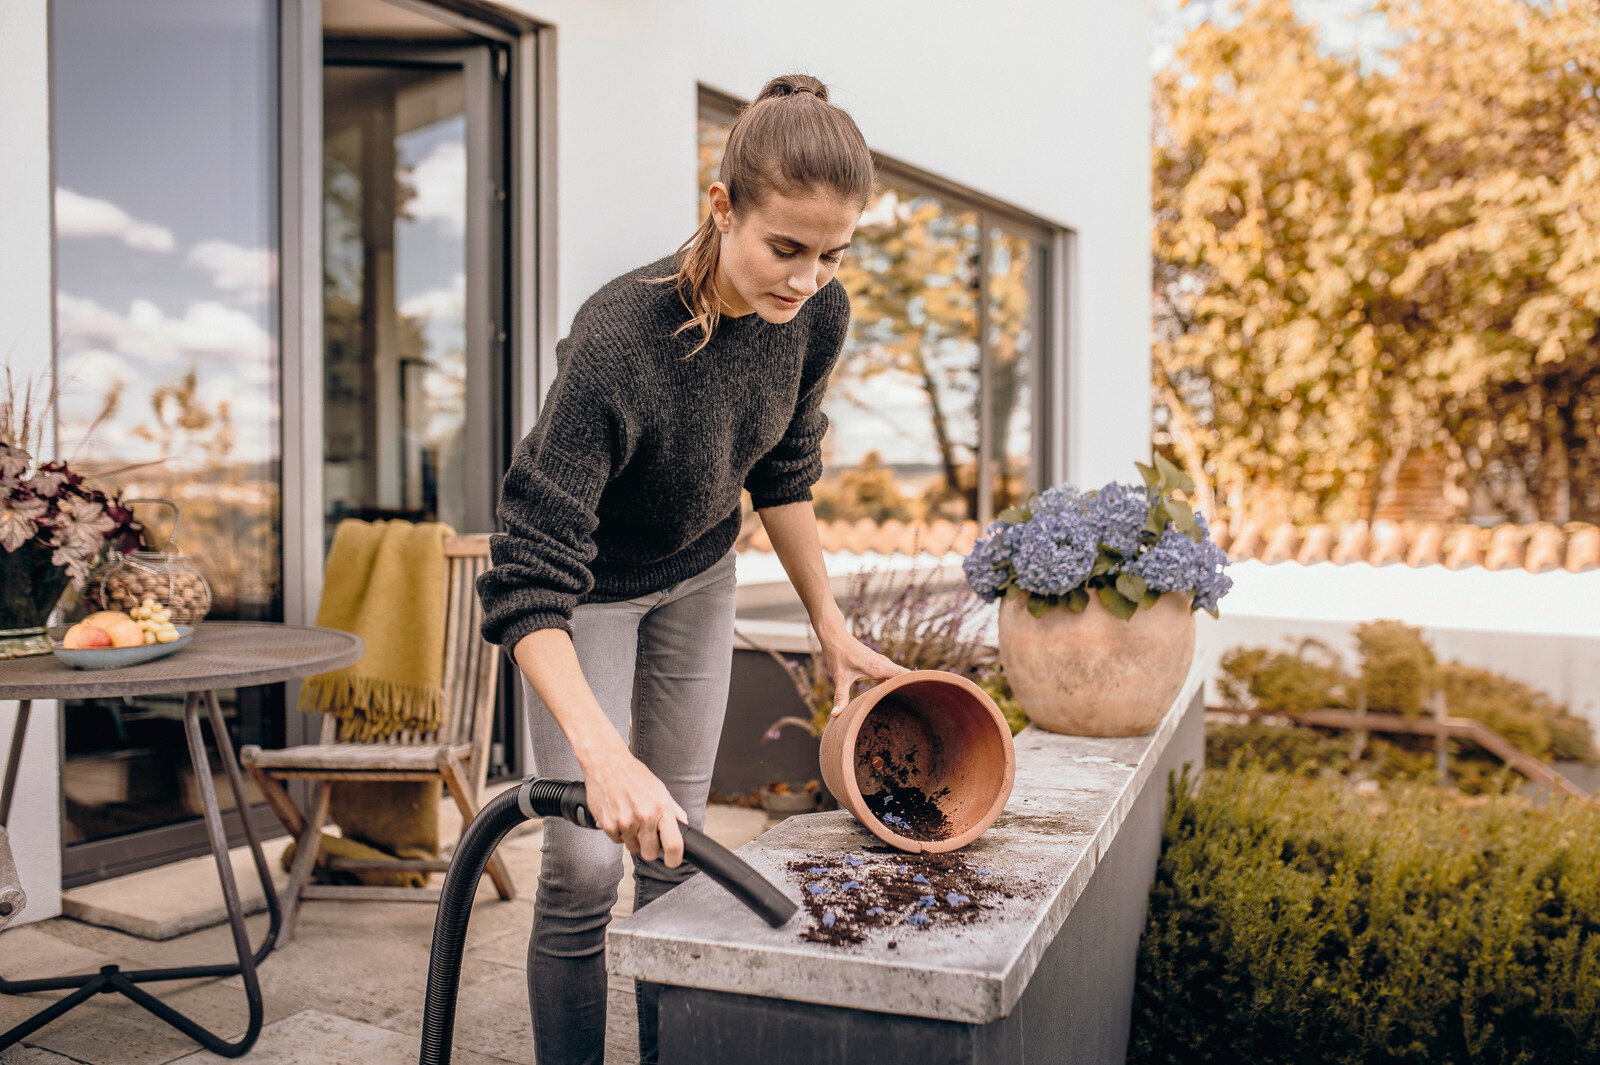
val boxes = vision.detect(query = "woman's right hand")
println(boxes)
[578,741,689,868]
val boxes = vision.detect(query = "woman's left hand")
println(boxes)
[820,630,911,717]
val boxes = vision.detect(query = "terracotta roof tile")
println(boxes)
[735,512,1598,576]
[1296,524,1335,565]
[1260,524,1300,565]
[1568,525,1600,573]
[1330,520,1370,565]
[1406,523,1444,567]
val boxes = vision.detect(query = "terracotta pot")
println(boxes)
[998,591,1195,737]
[820,670,1015,853]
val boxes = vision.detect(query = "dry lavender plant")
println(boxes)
[746,554,1001,739]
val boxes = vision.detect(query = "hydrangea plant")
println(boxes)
[962,455,1233,620]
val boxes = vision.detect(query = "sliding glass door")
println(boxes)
[322,44,506,544]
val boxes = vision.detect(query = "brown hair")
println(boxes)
[654,74,875,355]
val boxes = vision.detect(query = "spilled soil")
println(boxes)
[787,847,1015,946]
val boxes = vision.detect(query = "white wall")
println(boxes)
[504,0,1154,484]
[0,0,64,925]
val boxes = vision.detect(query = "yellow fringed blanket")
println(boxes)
[301,519,450,740]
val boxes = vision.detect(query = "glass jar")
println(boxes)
[83,499,212,625]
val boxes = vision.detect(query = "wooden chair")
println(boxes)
[242,534,514,939]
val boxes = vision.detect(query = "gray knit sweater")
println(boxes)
[477,255,850,652]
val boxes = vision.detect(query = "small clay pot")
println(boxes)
[759,783,818,818]
[820,670,1015,853]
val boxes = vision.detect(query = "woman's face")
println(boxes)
[709,183,861,323]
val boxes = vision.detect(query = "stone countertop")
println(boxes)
[606,667,1205,1024]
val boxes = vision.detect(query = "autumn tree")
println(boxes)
[1154,0,1600,525]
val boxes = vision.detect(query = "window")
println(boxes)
[51,0,283,882]
[699,91,1057,560]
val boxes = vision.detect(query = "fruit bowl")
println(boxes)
[48,625,195,670]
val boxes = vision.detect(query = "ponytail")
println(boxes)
[652,73,874,356]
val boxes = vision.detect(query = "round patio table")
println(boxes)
[0,621,363,1058]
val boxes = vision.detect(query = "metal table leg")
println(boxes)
[0,690,284,1058]
[0,699,30,827]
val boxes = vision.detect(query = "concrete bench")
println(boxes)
[608,668,1205,1065]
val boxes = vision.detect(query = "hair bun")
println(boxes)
[757,74,829,104]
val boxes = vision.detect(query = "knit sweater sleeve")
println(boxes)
[476,347,629,651]
[744,283,850,510]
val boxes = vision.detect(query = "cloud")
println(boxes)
[403,140,465,233]
[54,188,175,252]
[399,273,466,322]
[187,240,278,299]
[56,292,274,366]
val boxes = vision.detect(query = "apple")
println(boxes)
[63,622,113,649]
[103,618,145,649]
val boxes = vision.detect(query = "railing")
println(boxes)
[1215,701,1592,801]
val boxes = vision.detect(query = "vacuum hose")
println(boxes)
[419,778,797,1065]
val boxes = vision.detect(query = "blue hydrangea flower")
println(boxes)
[1192,537,1233,614]
[866,906,885,917]
[1088,482,1151,557]
[962,519,1019,601]
[1126,524,1204,595]
[1010,505,1097,596]
[907,912,931,926]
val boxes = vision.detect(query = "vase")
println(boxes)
[819,670,1015,853]
[0,543,72,659]
[998,591,1195,737]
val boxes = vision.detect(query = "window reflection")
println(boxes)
[987,227,1040,515]
[51,0,281,866]
[323,63,469,540]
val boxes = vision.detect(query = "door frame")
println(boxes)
[281,0,549,770]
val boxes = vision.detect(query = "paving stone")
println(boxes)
[60,837,292,941]
[381,967,533,1064]
[168,1008,511,1064]
[25,973,299,1065]
[0,1046,83,1063]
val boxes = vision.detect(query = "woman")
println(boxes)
[476,73,908,1065]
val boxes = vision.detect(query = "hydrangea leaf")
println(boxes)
[997,505,1029,525]
[1026,592,1053,618]
[1153,452,1195,495]
[1116,572,1148,602]
[1167,499,1202,541]
[1065,587,1091,613]
[1097,584,1139,620]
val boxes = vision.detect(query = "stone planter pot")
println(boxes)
[998,591,1195,737]
[820,670,1014,853]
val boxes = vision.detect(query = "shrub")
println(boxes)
[1355,619,1436,717]
[1130,765,1600,1064]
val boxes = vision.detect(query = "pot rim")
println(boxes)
[827,669,1015,853]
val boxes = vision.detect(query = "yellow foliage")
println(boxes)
[1154,0,1600,526]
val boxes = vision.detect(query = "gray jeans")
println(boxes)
[521,548,738,1065]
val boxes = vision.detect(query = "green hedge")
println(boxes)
[1130,766,1600,1064]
